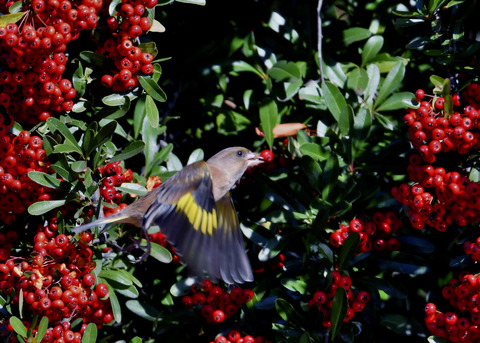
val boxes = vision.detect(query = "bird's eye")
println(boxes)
[236,150,243,157]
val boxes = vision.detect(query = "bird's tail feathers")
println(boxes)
[71,214,131,234]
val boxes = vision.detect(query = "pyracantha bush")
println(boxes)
[212,329,273,343]
[0,129,55,225]
[424,271,480,342]
[0,230,112,342]
[329,211,403,252]
[180,280,254,324]
[308,271,370,327]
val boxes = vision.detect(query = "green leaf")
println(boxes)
[133,95,146,139]
[268,60,302,82]
[36,317,49,342]
[72,62,86,98]
[176,0,205,5]
[145,94,159,128]
[108,0,121,15]
[117,183,148,196]
[28,200,67,216]
[81,323,97,343]
[347,67,369,95]
[79,51,107,66]
[85,121,117,156]
[28,171,62,189]
[275,298,304,328]
[147,240,172,263]
[71,160,87,173]
[0,11,25,26]
[338,232,360,270]
[130,337,143,343]
[10,317,27,338]
[126,300,161,321]
[365,64,380,105]
[109,141,145,163]
[259,98,278,150]
[103,97,131,120]
[343,27,372,45]
[361,35,384,66]
[281,278,307,294]
[321,82,350,135]
[102,280,122,323]
[299,143,328,161]
[138,75,167,102]
[331,287,347,340]
[375,61,405,106]
[322,60,347,88]
[231,60,265,78]
[46,117,83,156]
[102,93,129,106]
[376,92,415,112]
[7,1,23,13]
[99,269,133,286]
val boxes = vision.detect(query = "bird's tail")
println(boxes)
[71,213,131,234]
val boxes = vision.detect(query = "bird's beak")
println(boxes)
[246,151,264,167]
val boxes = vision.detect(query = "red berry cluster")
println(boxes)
[424,271,480,342]
[329,211,402,253]
[462,83,480,110]
[0,130,54,225]
[212,330,272,343]
[392,153,480,231]
[463,237,480,263]
[308,270,370,327]
[0,231,112,342]
[404,89,480,163]
[94,0,158,93]
[308,271,370,327]
[0,0,104,124]
[97,161,133,211]
[181,280,254,324]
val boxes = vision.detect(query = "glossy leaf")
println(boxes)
[0,11,25,26]
[343,27,372,45]
[126,300,161,321]
[28,200,67,215]
[36,317,49,342]
[146,240,173,263]
[145,94,160,128]
[109,140,145,163]
[331,287,347,340]
[99,269,133,286]
[376,92,415,112]
[361,35,384,66]
[10,317,27,338]
[28,171,62,189]
[138,75,167,102]
[338,232,360,271]
[375,61,405,106]
[321,81,349,134]
[81,323,98,343]
[269,60,302,81]
[259,98,278,150]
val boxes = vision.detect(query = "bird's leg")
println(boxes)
[122,226,151,263]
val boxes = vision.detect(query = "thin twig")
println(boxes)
[317,0,324,83]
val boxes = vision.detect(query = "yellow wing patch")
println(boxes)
[176,193,217,235]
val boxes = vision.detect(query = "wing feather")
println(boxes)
[143,161,252,283]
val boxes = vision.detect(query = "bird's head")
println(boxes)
[206,147,264,200]
[208,147,264,170]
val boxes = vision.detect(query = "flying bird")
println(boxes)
[72,147,264,284]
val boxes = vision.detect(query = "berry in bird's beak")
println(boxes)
[246,151,264,167]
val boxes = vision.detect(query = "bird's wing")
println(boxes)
[143,161,252,284]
